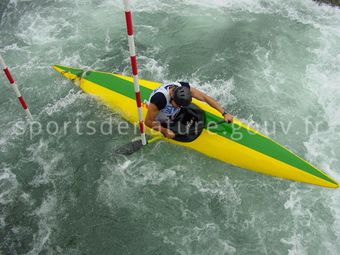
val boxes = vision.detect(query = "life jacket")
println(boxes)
[148,82,182,122]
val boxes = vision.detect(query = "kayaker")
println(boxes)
[145,82,233,139]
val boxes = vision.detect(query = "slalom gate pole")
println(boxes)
[122,0,146,145]
[0,54,33,120]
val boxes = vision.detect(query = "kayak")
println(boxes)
[52,65,338,188]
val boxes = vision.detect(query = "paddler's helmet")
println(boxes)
[173,86,192,107]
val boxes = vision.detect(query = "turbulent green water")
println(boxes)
[1,0,340,254]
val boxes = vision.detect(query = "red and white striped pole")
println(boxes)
[123,0,147,145]
[0,54,33,120]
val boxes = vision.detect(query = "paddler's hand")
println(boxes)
[163,129,176,139]
[224,113,234,123]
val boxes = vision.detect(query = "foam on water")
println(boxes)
[97,153,241,254]
[41,89,88,116]
[0,166,18,206]
[26,194,57,255]
[302,9,340,249]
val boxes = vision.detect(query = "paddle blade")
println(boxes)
[114,139,143,155]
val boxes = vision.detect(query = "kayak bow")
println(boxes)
[52,65,338,188]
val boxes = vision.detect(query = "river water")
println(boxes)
[1,0,340,254]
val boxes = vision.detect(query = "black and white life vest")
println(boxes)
[148,82,183,122]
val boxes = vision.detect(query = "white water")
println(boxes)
[1,0,339,254]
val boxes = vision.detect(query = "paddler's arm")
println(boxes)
[191,87,234,123]
[145,103,176,139]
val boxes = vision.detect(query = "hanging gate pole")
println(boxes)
[0,54,33,120]
[122,0,146,145]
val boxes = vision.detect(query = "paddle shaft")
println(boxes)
[115,119,226,156]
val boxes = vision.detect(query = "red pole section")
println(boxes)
[123,0,147,145]
[0,54,33,120]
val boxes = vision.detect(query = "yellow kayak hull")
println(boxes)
[53,65,338,188]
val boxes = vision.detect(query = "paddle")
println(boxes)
[114,120,228,156]
[114,136,163,156]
